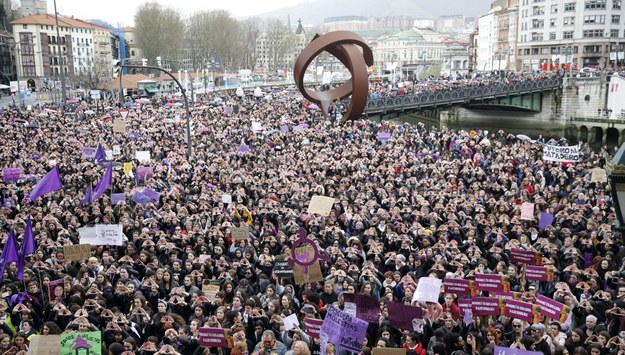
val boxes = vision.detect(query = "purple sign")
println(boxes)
[471,297,501,317]
[377,131,392,142]
[458,298,473,314]
[539,212,555,230]
[131,192,151,207]
[293,123,309,132]
[494,346,542,355]
[510,248,541,265]
[280,125,289,133]
[503,299,536,323]
[111,193,126,205]
[474,273,505,292]
[343,293,380,324]
[136,167,154,180]
[320,306,368,354]
[141,188,160,203]
[236,145,250,156]
[198,327,228,348]
[81,147,97,159]
[3,168,22,181]
[304,317,323,339]
[443,278,473,296]
[387,302,423,331]
[128,132,140,140]
[535,294,568,322]
[525,265,550,281]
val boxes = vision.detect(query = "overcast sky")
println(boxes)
[47,0,309,27]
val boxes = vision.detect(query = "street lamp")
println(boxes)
[53,0,67,108]
[607,143,625,235]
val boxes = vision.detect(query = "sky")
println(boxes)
[46,0,309,27]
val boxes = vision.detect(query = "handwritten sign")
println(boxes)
[320,306,368,354]
[231,226,249,241]
[28,335,61,355]
[387,302,423,331]
[542,144,581,162]
[520,202,534,220]
[273,261,293,278]
[82,146,97,159]
[111,193,125,205]
[343,293,381,324]
[60,331,101,355]
[113,119,127,133]
[123,162,133,175]
[591,167,607,183]
[413,277,442,303]
[293,258,323,285]
[135,151,151,162]
[307,195,335,216]
[78,224,123,246]
[63,244,91,262]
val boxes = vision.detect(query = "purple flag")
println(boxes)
[539,212,554,230]
[236,145,250,156]
[2,230,19,264]
[494,346,542,355]
[29,166,63,202]
[94,143,107,164]
[21,217,36,256]
[294,123,309,132]
[141,188,160,202]
[92,163,113,201]
[81,183,93,206]
[280,125,289,133]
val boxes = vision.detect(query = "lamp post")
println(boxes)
[607,143,625,236]
[53,0,67,108]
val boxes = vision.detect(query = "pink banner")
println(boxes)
[471,297,501,317]
[503,299,536,323]
[304,317,323,339]
[198,327,229,348]
[525,265,550,281]
[475,274,505,292]
[490,291,520,301]
[343,293,381,323]
[509,249,542,265]
[458,298,473,314]
[443,278,472,296]
[535,295,567,322]
[387,302,423,331]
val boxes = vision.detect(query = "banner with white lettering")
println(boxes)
[542,144,581,162]
[78,224,123,246]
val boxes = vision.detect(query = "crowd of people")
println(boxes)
[0,81,622,355]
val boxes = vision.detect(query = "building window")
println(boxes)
[532,48,539,55]
[563,17,575,25]
[583,45,601,53]
[22,25,27,29]
[613,14,620,23]
[615,0,622,9]
[551,4,558,12]
[550,32,557,40]
[584,15,606,23]
[550,18,557,27]
[532,6,545,15]
[564,2,576,10]
[585,0,607,9]
[583,29,604,37]
[563,31,574,39]
[532,32,544,41]
[611,29,620,37]
[532,19,545,28]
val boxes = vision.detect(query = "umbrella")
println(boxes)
[99,114,112,121]
[516,134,535,142]
[84,110,96,115]
[136,98,150,104]
[37,112,48,117]
[173,102,183,107]
[308,103,320,110]
[123,102,136,108]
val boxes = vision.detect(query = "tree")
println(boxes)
[262,19,296,72]
[134,2,184,70]
[69,58,111,91]
[238,17,263,70]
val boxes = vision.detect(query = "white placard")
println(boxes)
[78,224,123,246]
[135,151,151,162]
[251,121,262,132]
[105,150,113,161]
[412,277,443,303]
[221,194,232,204]
[307,195,335,216]
[344,302,357,317]
[282,313,299,331]
[542,144,581,163]
[113,145,121,155]
[48,159,57,167]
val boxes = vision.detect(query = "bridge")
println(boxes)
[360,77,563,116]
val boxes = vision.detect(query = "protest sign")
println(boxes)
[231,226,249,241]
[123,162,133,176]
[136,167,154,180]
[280,125,289,133]
[60,331,101,355]
[203,284,220,301]
[273,261,293,278]
[111,193,126,205]
[282,314,299,331]
[474,274,508,292]
[135,151,151,162]
[494,346,542,355]
[78,224,123,246]
[221,194,232,204]
[112,145,121,155]
[535,295,570,323]
[307,195,335,216]
[198,327,232,348]
[525,265,552,281]
[236,145,250,155]
[591,167,607,183]
[377,131,392,143]
[320,306,368,354]
[520,202,534,220]
[387,302,423,331]
[490,291,521,301]
[3,168,21,181]
[443,278,474,296]
[82,146,97,159]
[131,192,150,206]
[458,298,473,314]
[48,279,65,303]
[304,317,323,339]
[113,119,127,133]
[464,308,474,326]
[27,335,61,355]
[141,188,161,202]
[343,299,357,316]
[539,212,555,230]
[413,277,442,303]
[471,297,502,317]
[105,150,113,161]
[251,121,262,132]
[63,244,91,262]
[509,249,542,265]
[503,299,538,323]
[293,259,323,285]
[343,294,381,324]
[542,144,581,162]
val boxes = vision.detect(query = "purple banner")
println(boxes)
[525,265,550,281]
[294,123,309,132]
[474,273,505,292]
[494,346,542,355]
[535,295,567,322]
[443,278,473,296]
[387,302,423,331]
[377,131,392,142]
[343,293,380,324]
[111,193,126,205]
[280,125,289,133]
[503,299,536,323]
[136,166,154,180]
[141,188,160,203]
[320,306,368,354]
[198,327,229,348]
[3,168,21,181]
[82,146,97,159]
[236,145,250,156]
[539,212,555,230]
[131,192,150,207]
[510,248,542,265]
[458,298,473,314]
[471,297,501,317]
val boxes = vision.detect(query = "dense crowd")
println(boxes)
[0,82,622,355]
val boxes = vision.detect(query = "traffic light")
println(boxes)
[141,58,148,66]
[156,56,162,67]
[112,59,120,78]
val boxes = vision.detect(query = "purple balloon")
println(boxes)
[32,154,40,160]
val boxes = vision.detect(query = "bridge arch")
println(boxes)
[606,128,620,149]
[579,126,589,143]
[589,127,603,147]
